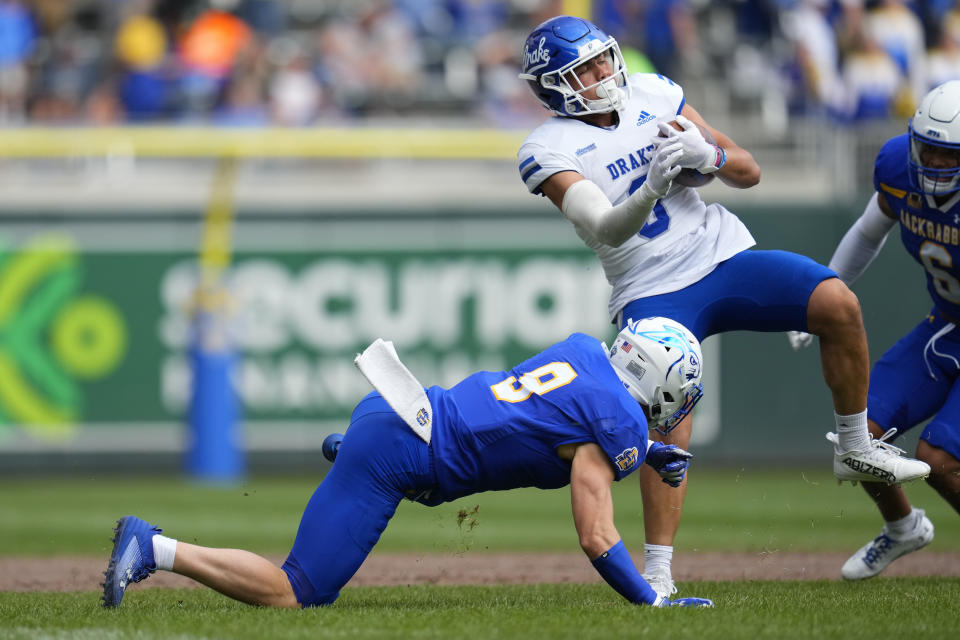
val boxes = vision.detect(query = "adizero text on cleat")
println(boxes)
[827,430,930,485]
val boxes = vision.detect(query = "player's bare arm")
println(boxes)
[679,104,760,189]
[568,443,620,558]
[540,170,584,211]
[564,438,706,608]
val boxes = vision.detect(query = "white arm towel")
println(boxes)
[354,338,433,444]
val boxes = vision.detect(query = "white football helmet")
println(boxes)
[606,317,703,434]
[908,80,960,196]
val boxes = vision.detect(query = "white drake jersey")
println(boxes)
[518,73,756,319]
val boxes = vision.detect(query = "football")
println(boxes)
[658,119,717,188]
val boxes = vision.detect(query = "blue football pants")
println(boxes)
[281,393,434,606]
[868,310,960,460]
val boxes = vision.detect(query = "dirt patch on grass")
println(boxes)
[4,551,960,594]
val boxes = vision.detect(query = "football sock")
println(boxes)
[834,411,870,453]
[885,509,920,539]
[643,543,673,576]
[153,535,178,571]
[591,541,658,605]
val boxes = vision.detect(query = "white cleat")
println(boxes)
[642,569,678,599]
[842,510,934,580]
[827,429,930,485]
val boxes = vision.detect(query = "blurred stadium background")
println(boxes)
[0,0,955,478]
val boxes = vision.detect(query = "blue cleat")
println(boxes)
[322,433,343,462]
[101,516,161,607]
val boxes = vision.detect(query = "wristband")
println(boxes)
[590,540,658,605]
[714,145,726,170]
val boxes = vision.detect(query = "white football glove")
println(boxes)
[657,115,721,174]
[787,330,815,350]
[643,137,683,198]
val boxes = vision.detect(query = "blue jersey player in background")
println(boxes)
[102,318,712,609]
[789,81,960,579]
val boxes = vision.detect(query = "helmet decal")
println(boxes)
[625,359,646,383]
[627,323,702,382]
[524,36,551,75]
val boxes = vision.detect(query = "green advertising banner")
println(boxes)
[10,219,715,454]
[8,201,924,464]
[0,235,129,441]
[153,249,613,422]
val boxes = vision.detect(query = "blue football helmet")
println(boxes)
[519,15,630,116]
[606,317,704,435]
[908,80,960,196]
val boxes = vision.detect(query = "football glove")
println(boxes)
[644,137,684,197]
[645,442,693,488]
[657,115,722,174]
[786,330,814,350]
[657,596,714,608]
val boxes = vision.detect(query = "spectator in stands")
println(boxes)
[315,18,375,115]
[267,40,320,125]
[114,11,171,121]
[926,24,960,90]
[177,8,254,118]
[0,0,35,123]
[864,0,925,112]
[360,0,424,112]
[595,0,700,82]
[6,0,955,126]
[780,0,842,114]
[836,25,904,120]
[27,0,106,123]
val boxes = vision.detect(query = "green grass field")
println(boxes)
[2,580,958,640]
[2,468,957,639]
[2,468,957,555]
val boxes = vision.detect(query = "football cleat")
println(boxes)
[842,510,934,580]
[827,430,930,485]
[101,516,161,607]
[642,569,678,599]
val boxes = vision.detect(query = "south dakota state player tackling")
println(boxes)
[101,319,712,610]
[517,14,930,597]
[791,81,960,580]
